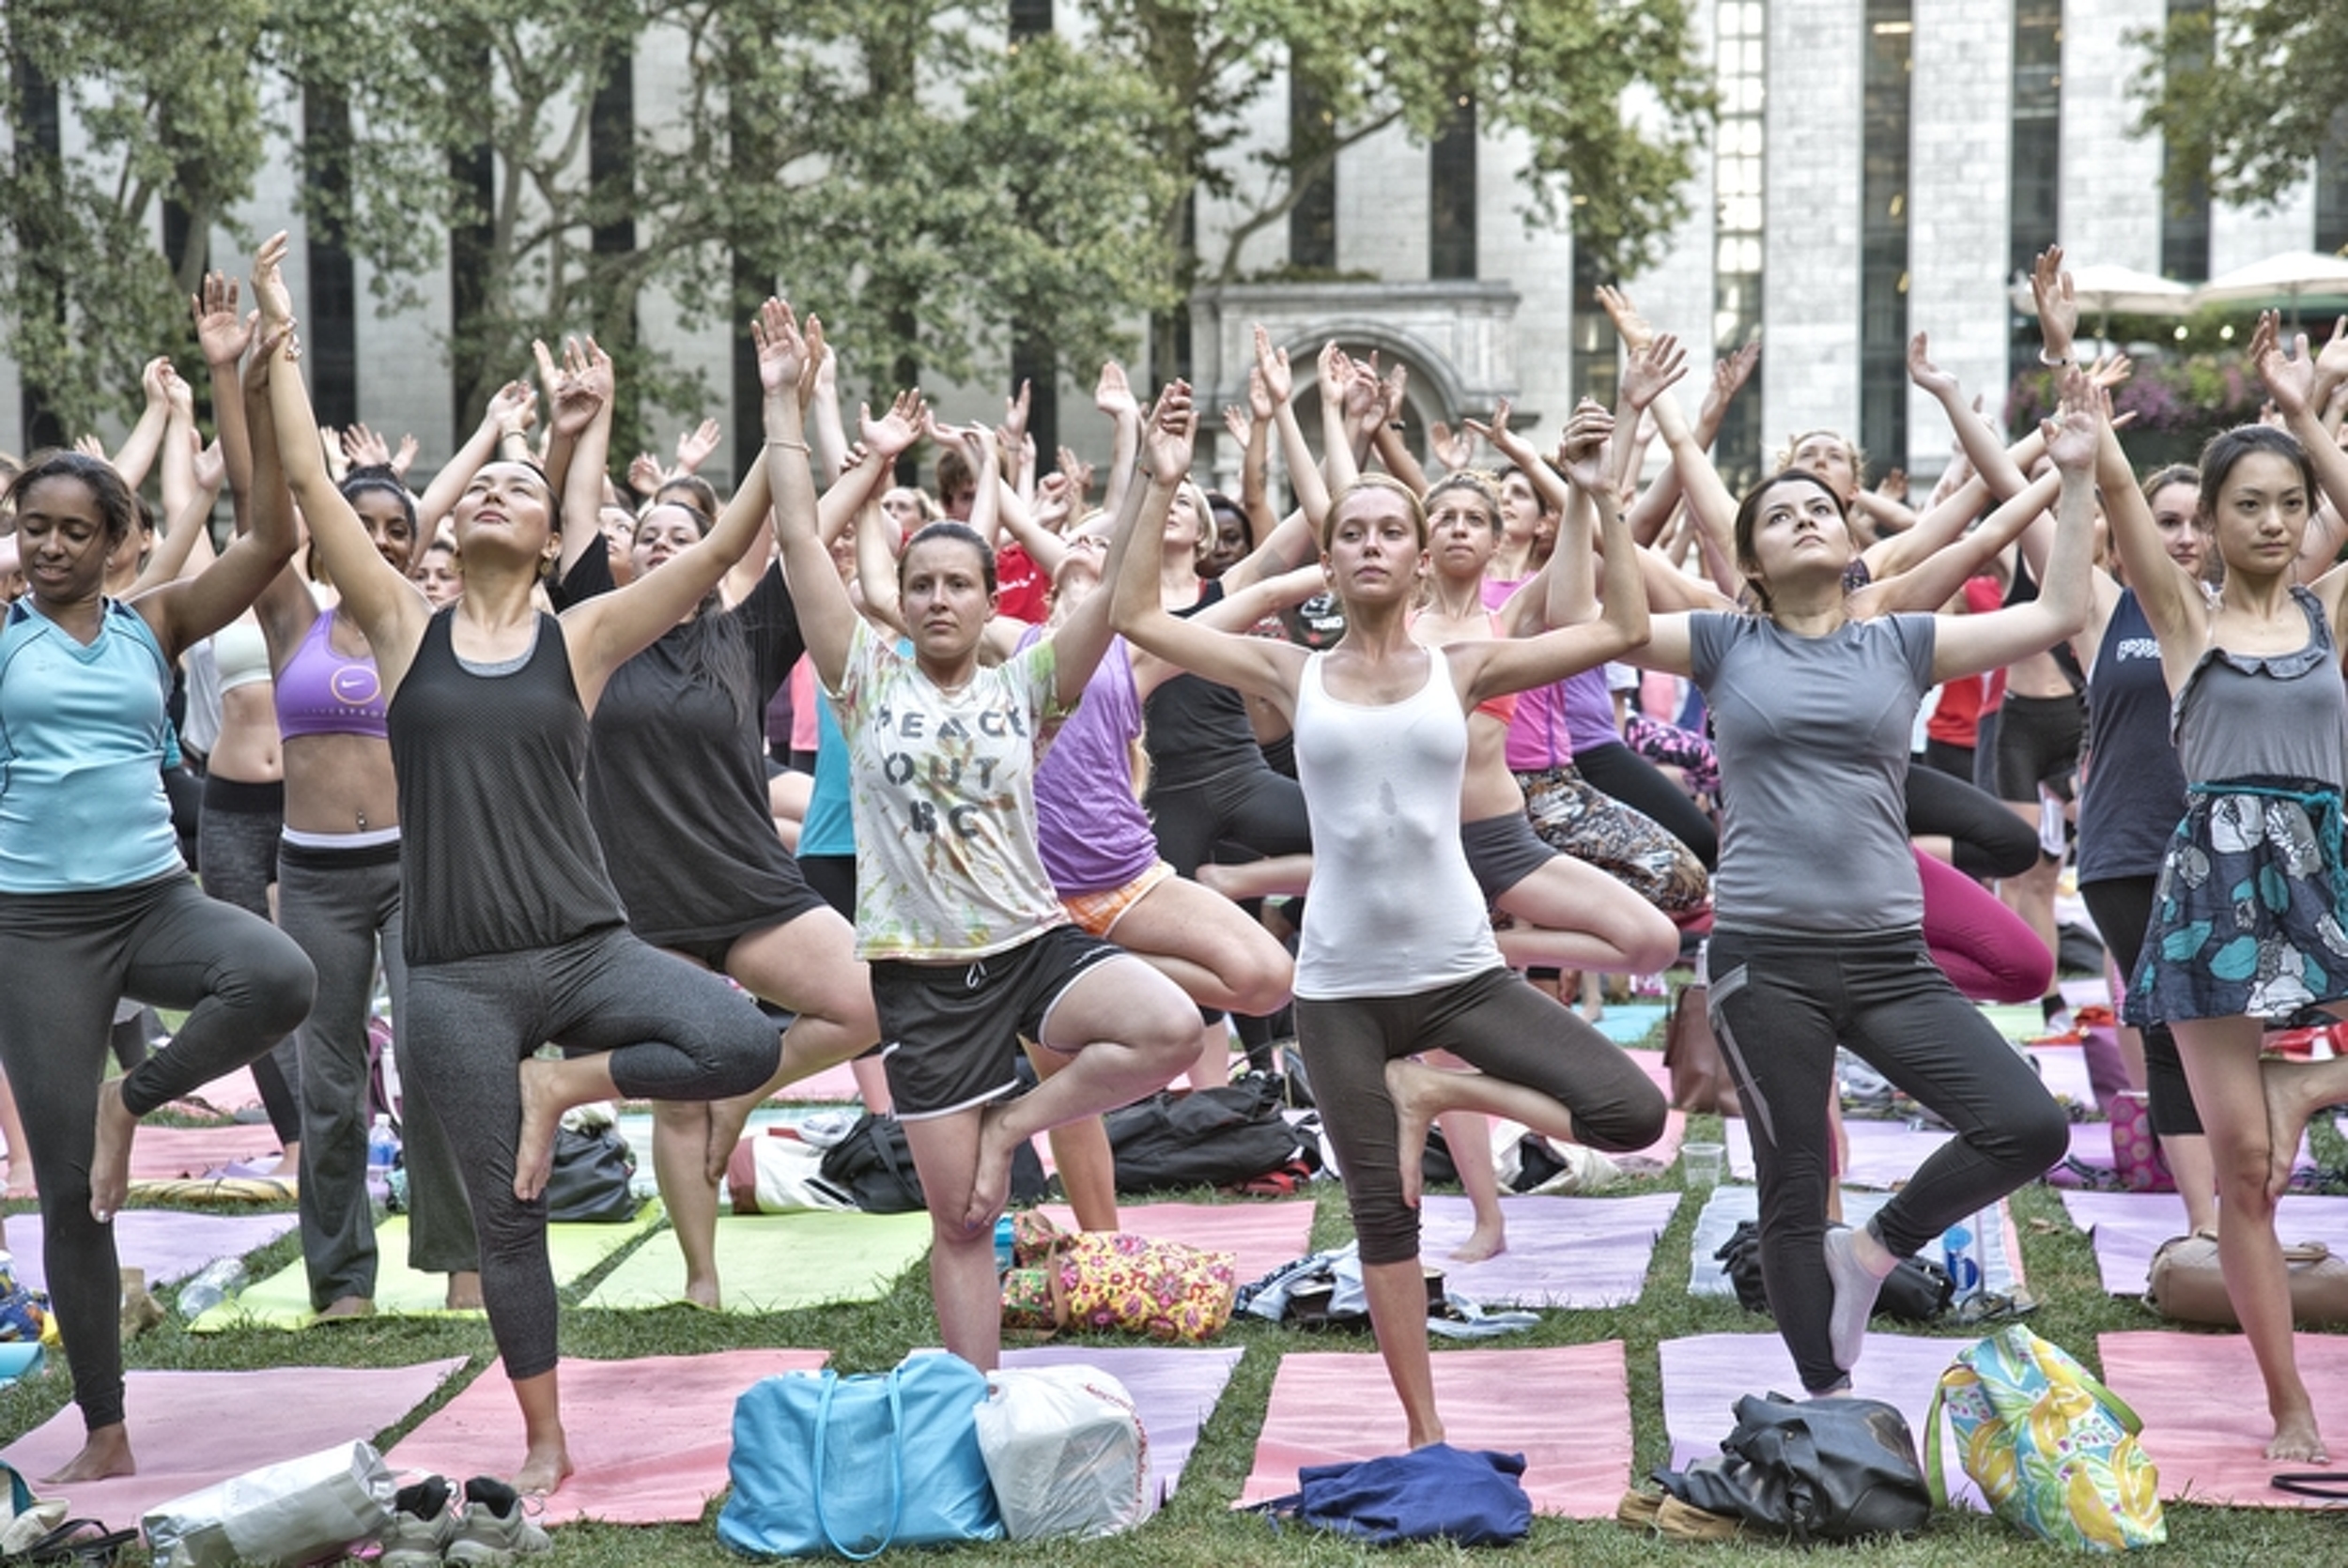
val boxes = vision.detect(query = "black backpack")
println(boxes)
[816,1112,1048,1214]
[1716,1221,1954,1323]
[1104,1073,1316,1194]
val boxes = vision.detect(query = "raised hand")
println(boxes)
[2043,367,2105,472]
[1093,360,1138,422]
[860,390,926,460]
[1342,357,1386,439]
[674,418,722,473]
[1001,379,1031,445]
[548,338,607,438]
[2256,312,2318,419]
[1906,332,1958,398]
[391,433,420,479]
[1381,361,1409,424]
[192,435,224,494]
[1316,340,1351,407]
[140,356,171,409]
[1222,403,1254,448]
[1429,420,1477,471]
[342,423,393,469]
[1057,445,1095,508]
[1706,341,1760,421]
[2031,246,2078,362]
[160,362,194,424]
[1252,324,1293,406]
[1553,398,1616,493]
[251,231,295,331]
[1460,397,1517,452]
[1143,380,1197,486]
[1595,284,1656,352]
[1033,471,1074,535]
[751,298,810,398]
[1246,364,1275,422]
[193,272,255,367]
[487,379,537,439]
[627,453,669,497]
[2311,314,2348,406]
[1620,333,1691,413]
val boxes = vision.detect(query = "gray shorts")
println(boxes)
[1461,811,1558,902]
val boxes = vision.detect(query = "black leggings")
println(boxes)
[1576,740,1718,869]
[1144,762,1312,879]
[2078,876,2202,1137]
[1905,762,2040,881]
[0,874,314,1430]
[1297,968,1665,1266]
[1707,928,2069,1394]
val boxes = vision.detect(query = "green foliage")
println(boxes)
[2129,4,2348,215]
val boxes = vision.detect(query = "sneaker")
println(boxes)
[446,1476,550,1566]
[378,1475,458,1568]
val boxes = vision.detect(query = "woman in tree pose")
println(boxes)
[1111,379,1665,1446]
[0,258,313,1483]
[266,242,780,1494]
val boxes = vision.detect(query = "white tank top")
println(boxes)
[1291,648,1503,1000]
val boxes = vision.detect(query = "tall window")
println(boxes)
[2008,1,2060,380]
[304,83,360,428]
[13,55,67,451]
[1712,0,1767,488]
[2317,106,2348,258]
[1009,1,1057,448]
[1289,67,1336,270]
[1008,0,1052,37]
[1860,2,1911,473]
[2160,0,2212,282]
[1429,99,1476,280]
[1569,244,1618,410]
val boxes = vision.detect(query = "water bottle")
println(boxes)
[366,1115,400,1207]
[994,1215,1016,1274]
[1941,1214,1985,1301]
[177,1257,247,1319]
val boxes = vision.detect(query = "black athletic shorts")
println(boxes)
[870,924,1123,1119]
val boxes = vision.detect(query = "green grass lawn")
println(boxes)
[7,1040,2345,1565]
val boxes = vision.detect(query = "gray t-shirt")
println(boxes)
[1690,611,1937,935]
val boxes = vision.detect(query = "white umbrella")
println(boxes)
[2191,251,2348,322]
[2008,263,2194,322]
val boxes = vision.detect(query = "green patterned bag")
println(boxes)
[1924,1326,2165,1551]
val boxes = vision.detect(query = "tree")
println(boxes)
[2130,4,2348,215]
[1074,0,1713,372]
[1,0,270,441]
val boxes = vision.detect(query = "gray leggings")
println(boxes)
[0,874,315,1430]
[278,841,477,1311]
[1296,967,1667,1267]
[400,926,780,1381]
[1707,928,2070,1394]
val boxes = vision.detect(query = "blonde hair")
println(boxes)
[1319,472,1429,553]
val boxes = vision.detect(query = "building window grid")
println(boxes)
[1711,0,1766,487]
[1859,0,1911,477]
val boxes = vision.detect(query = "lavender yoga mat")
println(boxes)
[1724,1116,1970,1190]
[390,1350,828,1524]
[0,1360,465,1525]
[1033,1200,1316,1285]
[1000,1345,1243,1506]
[2046,1120,2316,1190]
[1683,1186,2023,1299]
[2100,1330,2348,1506]
[125,1124,285,1182]
[1417,1191,1680,1308]
[2059,1189,2348,1295]
[8,1209,297,1293]
[1659,1331,1986,1510]
[1240,1344,1634,1517]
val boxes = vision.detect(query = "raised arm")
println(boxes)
[1256,324,1331,532]
[1930,370,2104,683]
[1857,466,2066,619]
[1093,360,1142,520]
[1909,331,2029,500]
[1627,342,1756,547]
[1225,390,1279,552]
[110,359,173,496]
[763,301,859,690]
[2258,315,2348,632]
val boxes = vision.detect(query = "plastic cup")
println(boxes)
[1682,1140,1727,1189]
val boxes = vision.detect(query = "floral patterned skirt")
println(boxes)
[2124,776,2348,1024]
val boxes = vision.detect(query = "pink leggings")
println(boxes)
[1915,849,2051,1004]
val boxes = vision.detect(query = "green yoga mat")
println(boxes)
[580,1209,935,1313]
[191,1203,665,1331]
[1977,1002,2051,1042]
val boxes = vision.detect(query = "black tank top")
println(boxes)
[389,610,626,963]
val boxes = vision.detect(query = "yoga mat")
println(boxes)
[1239,1344,1633,1517]
[1418,1191,1681,1309]
[126,1124,285,1182]
[389,1349,827,1524]
[2047,1120,2316,1190]
[1725,1116,1965,1190]
[2099,1330,2348,1506]
[1978,1003,2050,1043]
[579,1208,932,1313]
[1590,1002,1667,1047]
[999,1345,1244,1506]
[8,1210,298,1294]
[1619,1107,1689,1176]
[1685,1186,2023,1298]
[2059,1189,2348,1296]
[2025,1043,2096,1107]
[1035,1200,1315,1285]
[169,1063,265,1116]
[193,1207,664,1330]
[1659,1332,1986,1510]
[0,1359,465,1525]
[1622,1047,1673,1099]
[774,1061,863,1102]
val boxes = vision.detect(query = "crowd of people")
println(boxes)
[3,234,2346,1496]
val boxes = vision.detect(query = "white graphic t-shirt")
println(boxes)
[829,620,1074,960]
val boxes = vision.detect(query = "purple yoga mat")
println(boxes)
[1659,1331,1985,1510]
[1417,1191,1681,1308]
[1724,1117,1968,1190]
[2045,1120,2316,1191]
[8,1209,298,1293]
[2060,1189,2348,1295]
[1001,1344,1244,1506]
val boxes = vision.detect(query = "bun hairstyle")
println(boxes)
[1732,469,1848,613]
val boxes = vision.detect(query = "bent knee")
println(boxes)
[1581,1082,1669,1154]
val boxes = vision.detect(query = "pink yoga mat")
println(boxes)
[126,1124,285,1182]
[2099,1330,2348,1506]
[2060,1190,2348,1296]
[1419,1191,1681,1308]
[999,1345,1243,1505]
[1239,1344,1633,1517]
[1659,1331,1985,1510]
[171,1064,264,1115]
[0,1359,464,1525]
[1622,1047,1673,1098]
[1034,1200,1316,1285]
[9,1209,298,1292]
[390,1350,828,1525]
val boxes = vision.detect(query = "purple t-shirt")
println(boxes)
[1027,630,1160,896]
[1483,576,1575,771]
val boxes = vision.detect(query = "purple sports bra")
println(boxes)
[274,609,390,741]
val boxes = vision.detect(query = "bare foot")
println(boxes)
[703,1083,768,1186]
[962,1102,1019,1235]
[513,1059,565,1203]
[445,1270,484,1311]
[513,1437,575,1498]
[1384,1058,1453,1210]
[1450,1222,1508,1264]
[89,1079,138,1224]
[1405,1417,1446,1450]
[40,1422,134,1484]
[2261,1059,2325,1200]
[315,1295,375,1321]
[2267,1409,2328,1465]
[684,1272,721,1311]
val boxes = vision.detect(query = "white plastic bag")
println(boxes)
[142,1439,394,1568]
[727,1131,858,1214]
[973,1365,1151,1540]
